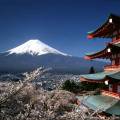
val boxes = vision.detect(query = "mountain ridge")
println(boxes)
[0,39,107,73]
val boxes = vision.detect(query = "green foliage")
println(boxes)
[62,80,108,93]
[61,80,81,93]
[80,82,107,91]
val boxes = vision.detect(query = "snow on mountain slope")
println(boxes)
[8,39,67,56]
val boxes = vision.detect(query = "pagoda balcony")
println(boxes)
[104,64,120,71]
[101,89,120,100]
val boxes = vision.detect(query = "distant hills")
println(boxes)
[0,39,107,74]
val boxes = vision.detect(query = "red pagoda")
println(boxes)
[80,14,120,115]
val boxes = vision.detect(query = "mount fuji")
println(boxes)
[8,39,67,56]
[0,39,107,73]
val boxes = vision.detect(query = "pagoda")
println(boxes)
[80,14,120,115]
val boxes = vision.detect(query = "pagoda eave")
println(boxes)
[85,51,111,60]
[85,42,120,60]
[80,77,105,83]
[87,14,120,39]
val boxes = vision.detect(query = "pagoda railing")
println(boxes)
[104,64,120,71]
[101,89,120,99]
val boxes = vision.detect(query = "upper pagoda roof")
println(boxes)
[88,14,120,39]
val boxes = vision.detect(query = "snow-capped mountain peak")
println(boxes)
[8,39,67,56]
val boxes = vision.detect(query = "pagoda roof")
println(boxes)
[85,42,120,60]
[80,71,117,82]
[80,71,120,83]
[88,14,120,39]
[80,95,120,115]
[107,71,120,80]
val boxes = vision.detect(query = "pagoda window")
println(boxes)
[109,18,112,23]
[105,80,109,85]
[107,48,111,53]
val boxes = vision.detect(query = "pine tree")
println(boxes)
[89,66,95,74]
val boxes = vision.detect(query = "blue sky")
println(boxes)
[0,0,120,57]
